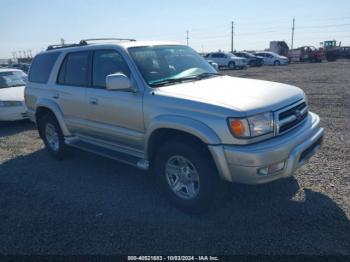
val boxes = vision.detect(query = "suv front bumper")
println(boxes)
[209,112,324,184]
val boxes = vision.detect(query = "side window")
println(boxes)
[211,53,219,58]
[92,50,130,88]
[57,51,89,86]
[29,52,60,83]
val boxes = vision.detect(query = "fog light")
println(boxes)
[258,161,285,176]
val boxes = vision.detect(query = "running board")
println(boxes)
[65,139,149,170]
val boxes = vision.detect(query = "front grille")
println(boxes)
[278,101,308,134]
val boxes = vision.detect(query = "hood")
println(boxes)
[0,85,25,101]
[155,76,304,113]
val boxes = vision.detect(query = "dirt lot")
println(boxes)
[0,61,349,255]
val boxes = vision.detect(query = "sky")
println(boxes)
[1,0,350,58]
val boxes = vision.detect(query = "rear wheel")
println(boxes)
[38,113,66,159]
[228,61,236,70]
[154,140,219,213]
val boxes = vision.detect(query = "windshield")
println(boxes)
[128,45,218,87]
[0,71,27,88]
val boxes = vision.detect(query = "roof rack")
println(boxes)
[79,38,136,45]
[46,43,86,51]
[46,38,136,51]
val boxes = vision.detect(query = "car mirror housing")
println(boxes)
[106,73,135,92]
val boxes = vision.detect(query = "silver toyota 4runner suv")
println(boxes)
[25,38,324,213]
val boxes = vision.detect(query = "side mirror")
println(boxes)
[106,73,135,92]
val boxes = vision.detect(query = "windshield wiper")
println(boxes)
[150,76,199,87]
[195,72,222,79]
[150,73,222,87]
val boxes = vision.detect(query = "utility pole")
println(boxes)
[186,30,189,46]
[291,18,295,49]
[231,21,234,53]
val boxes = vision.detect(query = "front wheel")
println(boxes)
[154,140,219,213]
[228,61,236,70]
[274,60,281,66]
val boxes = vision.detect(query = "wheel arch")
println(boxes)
[145,115,221,163]
[35,99,71,137]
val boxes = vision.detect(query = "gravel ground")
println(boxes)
[0,61,349,255]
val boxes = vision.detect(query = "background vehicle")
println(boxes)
[269,41,289,57]
[0,69,28,121]
[8,63,31,73]
[288,46,324,63]
[205,52,247,69]
[233,52,263,67]
[206,60,219,70]
[255,51,289,66]
[325,46,350,61]
[25,39,323,213]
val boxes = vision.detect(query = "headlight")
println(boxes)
[228,112,274,138]
[0,101,23,107]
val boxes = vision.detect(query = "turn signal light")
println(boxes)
[228,119,249,137]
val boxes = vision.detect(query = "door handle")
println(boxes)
[53,93,59,99]
[89,97,98,105]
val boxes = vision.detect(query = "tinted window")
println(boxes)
[92,50,130,88]
[29,52,60,83]
[58,51,89,86]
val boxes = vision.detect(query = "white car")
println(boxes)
[254,52,289,66]
[206,60,219,70]
[0,69,28,121]
[206,52,247,69]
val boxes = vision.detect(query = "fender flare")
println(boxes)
[35,98,71,137]
[144,115,221,159]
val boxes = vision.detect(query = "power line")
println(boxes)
[297,23,350,29]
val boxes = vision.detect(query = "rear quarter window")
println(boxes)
[28,52,60,83]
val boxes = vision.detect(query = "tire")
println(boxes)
[154,140,219,213]
[228,61,236,70]
[38,113,66,159]
[274,60,281,66]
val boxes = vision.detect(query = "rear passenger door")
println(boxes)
[85,49,144,150]
[55,51,90,135]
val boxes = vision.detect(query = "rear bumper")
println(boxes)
[0,105,28,121]
[209,112,324,184]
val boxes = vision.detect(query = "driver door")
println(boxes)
[85,49,144,150]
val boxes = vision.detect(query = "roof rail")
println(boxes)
[46,43,86,51]
[79,38,136,45]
